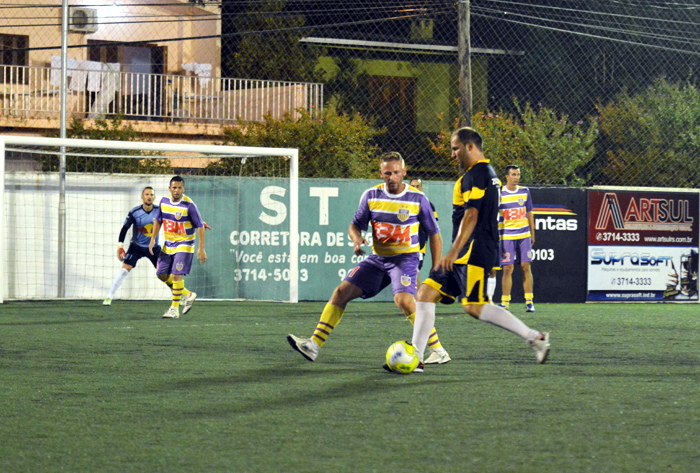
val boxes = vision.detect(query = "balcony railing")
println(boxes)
[0,65,324,125]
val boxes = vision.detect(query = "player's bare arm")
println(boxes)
[438,207,478,273]
[428,232,443,272]
[203,222,212,230]
[527,210,535,246]
[197,226,207,263]
[149,220,161,255]
[348,224,368,256]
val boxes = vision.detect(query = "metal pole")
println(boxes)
[458,0,472,127]
[58,1,69,297]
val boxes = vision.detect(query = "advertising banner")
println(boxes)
[498,187,588,303]
[587,189,699,302]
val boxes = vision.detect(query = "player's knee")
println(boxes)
[503,265,514,276]
[416,284,439,303]
[330,283,359,307]
[156,274,169,282]
[464,304,481,319]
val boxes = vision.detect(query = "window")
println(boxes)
[0,34,28,84]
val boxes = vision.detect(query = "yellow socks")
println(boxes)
[312,304,344,347]
[501,295,511,309]
[172,280,184,308]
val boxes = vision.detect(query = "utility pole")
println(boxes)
[458,0,472,127]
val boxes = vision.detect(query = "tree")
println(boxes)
[430,101,597,186]
[42,116,171,174]
[597,79,700,188]
[211,106,384,178]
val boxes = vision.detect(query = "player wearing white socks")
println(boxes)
[411,127,550,365]
[104,187,161,305]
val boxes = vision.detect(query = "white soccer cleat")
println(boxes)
[286,334,319,362]
[102,298,111,306]
[182,291,197,315]
[529,332,550,364]
[162,307,180,319]
[424,347,452,364]
[526,302,536,313]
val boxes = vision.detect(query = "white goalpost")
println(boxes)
[0,136,299,303]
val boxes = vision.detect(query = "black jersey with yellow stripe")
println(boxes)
[451,159,500,262]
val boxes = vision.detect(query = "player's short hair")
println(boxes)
[170,176,185,186]
[452,127,483,151]
[142,186,154,194]
[505,165,520,175]
[380,151,405,168]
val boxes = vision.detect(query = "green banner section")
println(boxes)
[185,177,453,301]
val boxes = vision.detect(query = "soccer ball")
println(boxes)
[385,340,420,374]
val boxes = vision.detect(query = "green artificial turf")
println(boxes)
[1,301,699,472]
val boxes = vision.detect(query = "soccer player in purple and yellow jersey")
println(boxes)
[411,127,550,366]
[287,152,451,371]
[499,165,537,312]
[149,176,207,319]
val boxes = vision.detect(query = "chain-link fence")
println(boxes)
[4,1,700,186]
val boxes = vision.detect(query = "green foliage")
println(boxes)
[42,116,171,174]
[227,0,323,82]
[213,107,384,178]
[597,79,700,188]
[430,101,598,185]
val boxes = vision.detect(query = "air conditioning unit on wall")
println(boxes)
[69,7,98,34]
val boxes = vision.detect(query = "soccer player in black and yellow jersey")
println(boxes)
[411,127,551,365]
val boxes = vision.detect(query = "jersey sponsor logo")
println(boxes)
[373,221,411,244]
[137,223,154,237]
[164,219,186,234]
[397,207,410,222]
[503,207,527,221]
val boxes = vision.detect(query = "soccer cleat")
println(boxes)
[182,291,197,315]
[102,298,111,306]
[287,334,319,362]
[382,363,393,373]
[529,332,550,364]
[526,302,536,312]
[162,307,180,319]
[424,347,452,364]
[499,303,510,310]
[413,362,425,373]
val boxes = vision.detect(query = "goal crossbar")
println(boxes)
[0,135,300,303]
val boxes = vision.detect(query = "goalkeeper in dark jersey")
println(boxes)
[411,127,551,365]
[103,187,161,305]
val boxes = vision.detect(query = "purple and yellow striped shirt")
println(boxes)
[499,186,533,241]
[352,183,440,257]
[155,194,204,255]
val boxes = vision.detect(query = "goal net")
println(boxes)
[0,136,299,303]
